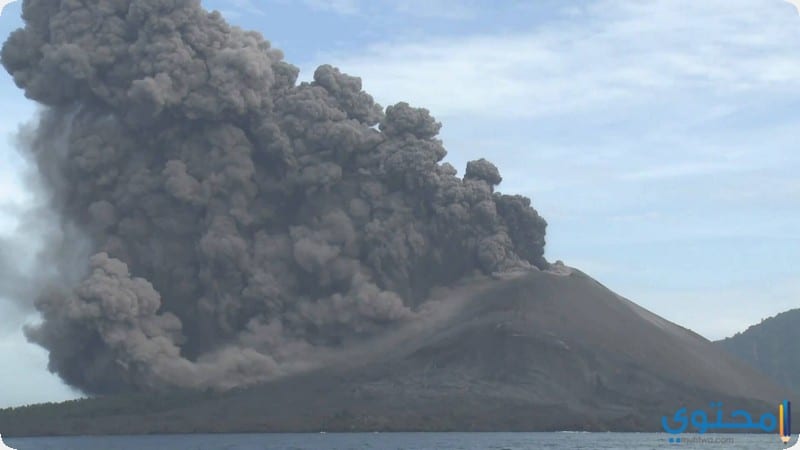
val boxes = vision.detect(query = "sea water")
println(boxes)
[3,432,793,450]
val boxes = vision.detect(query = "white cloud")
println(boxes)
[304,0,800,119]
[0,0,16,18]
[389,0,481,20]
[290,0,480,19]
[0,141,30,233]
[211,0,266,19]
[0,100,36,233]
[618,161,744,181]
[227,0,265,15]
[300,0,360,15]
[786,0,800,15]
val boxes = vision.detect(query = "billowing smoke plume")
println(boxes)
[1,0,547,393]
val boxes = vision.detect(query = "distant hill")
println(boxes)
[717,309,800,394]
[0,268,791,436]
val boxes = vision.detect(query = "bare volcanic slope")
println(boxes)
[0,268,791,435]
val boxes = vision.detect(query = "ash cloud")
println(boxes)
[1,0,547,393]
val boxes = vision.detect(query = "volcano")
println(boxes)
[0,267,791,435]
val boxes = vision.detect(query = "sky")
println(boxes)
[0,0,798,408]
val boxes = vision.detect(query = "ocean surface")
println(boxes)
[3,432,795,450]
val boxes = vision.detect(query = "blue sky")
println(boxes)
[0,0,799,407]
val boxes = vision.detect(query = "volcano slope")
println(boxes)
[0,267,791,435]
